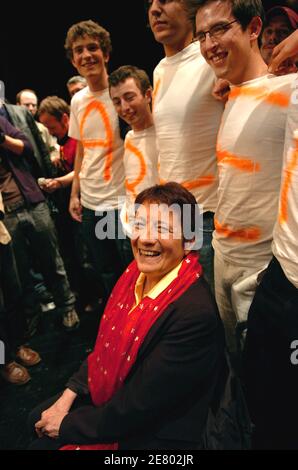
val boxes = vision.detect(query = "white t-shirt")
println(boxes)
[213,73,296,267]
[273,97,298,288]
[69,86,125,211]
[124,126,159,199]
[121,126,159,237]
[153,42,223,212]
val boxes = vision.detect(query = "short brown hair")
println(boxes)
[185,0,265,30]
[108,65,152,96]
[38,96,70,120]
[64,19,112,60]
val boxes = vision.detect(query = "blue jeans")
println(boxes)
[0,241,23,362]
[199,212,215,292]
[82,208,133,300]
[3,202,75,318]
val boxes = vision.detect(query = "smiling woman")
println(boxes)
[28,182,225,450]
[131,183,200,293]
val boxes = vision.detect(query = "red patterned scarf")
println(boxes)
[61,252,202,450]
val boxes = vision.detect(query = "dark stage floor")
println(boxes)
[0,306,101,450]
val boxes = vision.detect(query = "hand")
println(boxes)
[270,59,297,76]
[212,79,231,104]
[269,30,298,74]
[34,390,76,439]
[69,195,82,222]
[35,409,67,440]
[42,179,62,193]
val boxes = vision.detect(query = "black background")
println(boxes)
[0,0,295,104]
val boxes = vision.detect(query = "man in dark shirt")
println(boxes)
[0,115,80,331]
[0,191,41,385]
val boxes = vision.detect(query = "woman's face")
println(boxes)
[131,201,187,284]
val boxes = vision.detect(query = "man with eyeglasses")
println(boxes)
[186,0,297,360]
[146,0,224,291]
[260,5,298,74]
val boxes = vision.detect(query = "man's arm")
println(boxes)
[40,171,74,193]
[69,142,83,222]
[0,117,33,156]
[269,30,298,74]
[0,134,26,156]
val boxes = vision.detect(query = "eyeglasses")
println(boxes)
[195,20,238,44]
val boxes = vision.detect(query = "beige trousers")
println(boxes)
[214,250,269,352]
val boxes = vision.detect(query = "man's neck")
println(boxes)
[132,114,154,133]
[232,50,268,85]
[58,133,69,146]
[163,32,193,57]
[87,72,109,93]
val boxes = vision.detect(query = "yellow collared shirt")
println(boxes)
[133,261,183,308]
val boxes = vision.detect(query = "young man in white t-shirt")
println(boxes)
[108,65,159,236]
[65,20,129,301]
[188,0,297,353]
[243,97,298,449]
[146,0,224,290]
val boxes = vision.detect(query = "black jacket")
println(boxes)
[61,277,225,450]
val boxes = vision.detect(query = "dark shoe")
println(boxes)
[16,346,41,367]
[0,361,31,385]
[62,309,80,331]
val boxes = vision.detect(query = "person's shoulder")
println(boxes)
[154,57,165,73]
[266,72,297,92]
[174,277,219,321]
[70,86,89,107]
[125,129,134,141]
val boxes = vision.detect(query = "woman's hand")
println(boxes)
[35,389,77,439]
[35,409,67,439]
